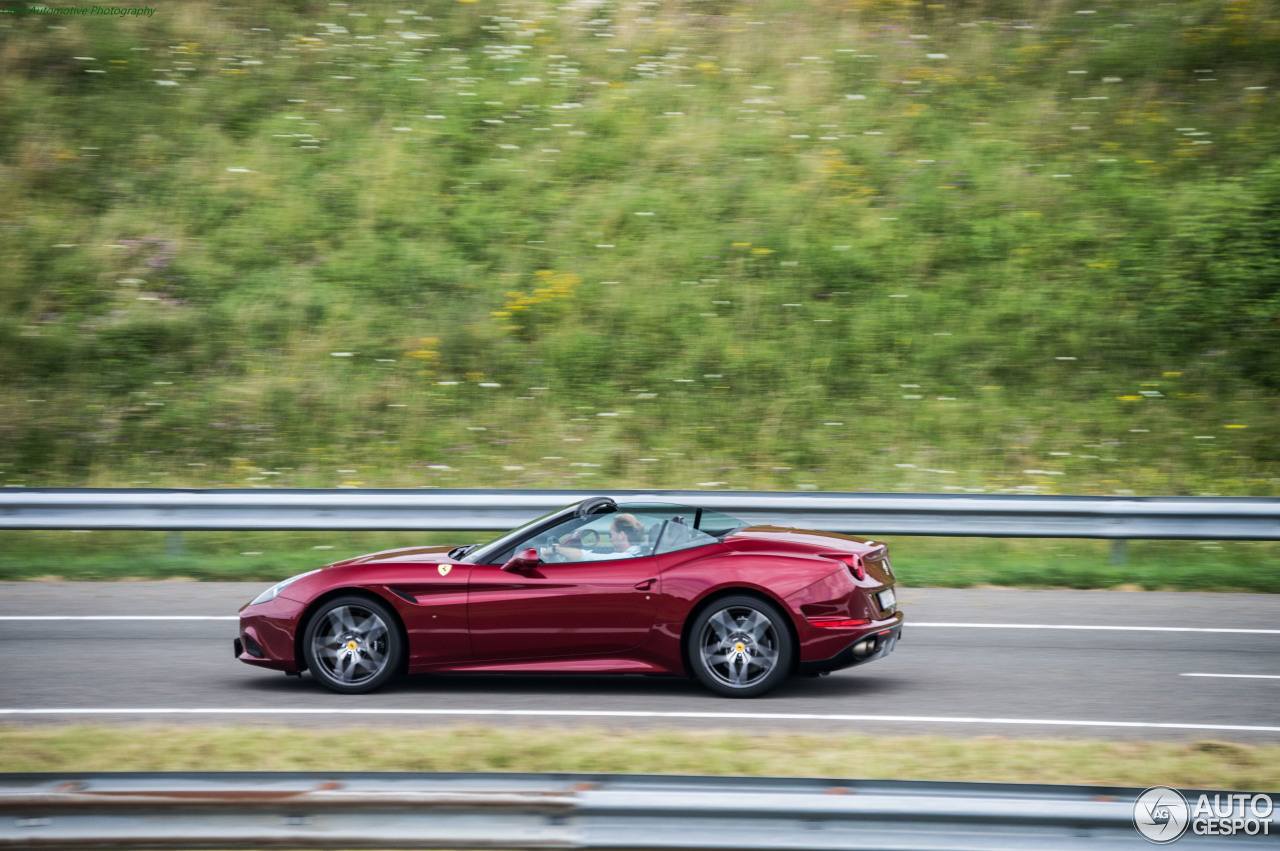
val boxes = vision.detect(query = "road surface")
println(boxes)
[2,582,1277,741]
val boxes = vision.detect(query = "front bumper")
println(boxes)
[797,619,903,676]
[236,594,308,672]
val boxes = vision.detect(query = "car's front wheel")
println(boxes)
[688,595,793,698]
[303,595,403,694]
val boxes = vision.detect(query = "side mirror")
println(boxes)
[501,548,540,572]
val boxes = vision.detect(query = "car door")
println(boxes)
[467,513,663,661]
[467,557,661,661]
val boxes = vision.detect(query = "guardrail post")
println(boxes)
[1109,539,1128,566]
[166,531,185,558]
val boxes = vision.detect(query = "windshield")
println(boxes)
[462,504,577,564]
[462,501,747,566]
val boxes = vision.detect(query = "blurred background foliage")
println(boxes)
[1,0,1278,496]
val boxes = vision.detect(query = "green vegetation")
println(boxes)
[0,529,445,581]
[3,531,1278,591]
[1,0,1279,499]
[899,536,1280,592]
[1,725,1276,790]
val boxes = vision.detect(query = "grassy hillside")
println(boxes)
[2,0,1279,495]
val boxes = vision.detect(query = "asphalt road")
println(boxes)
[2,582,1278,741]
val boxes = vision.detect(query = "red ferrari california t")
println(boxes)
[235,496,903,697]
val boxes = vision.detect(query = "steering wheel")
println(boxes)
[537,536,568,564]
[578,528,600,548]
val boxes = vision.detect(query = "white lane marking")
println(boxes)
[2,617,1277,634]
[0,708,1277,733]
[0,616,237,621]
[913,623,1280,634]
[1181,673,1280,680]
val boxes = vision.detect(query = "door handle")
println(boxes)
[634,578,655,591]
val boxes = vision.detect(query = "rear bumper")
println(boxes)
[797,619,903,676]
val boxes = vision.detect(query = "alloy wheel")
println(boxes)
[305,598,400,693]
[697,604,783,691]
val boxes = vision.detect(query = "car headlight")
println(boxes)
[250,569,321,606]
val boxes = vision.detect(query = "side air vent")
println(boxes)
[388,588,418,604]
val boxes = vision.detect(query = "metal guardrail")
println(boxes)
[2,772,1274,850]
[1,488,1279,539]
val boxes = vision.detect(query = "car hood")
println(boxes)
[272,545,463,605]
[337,545,457,566]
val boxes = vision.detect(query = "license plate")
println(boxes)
[877,588,896,610]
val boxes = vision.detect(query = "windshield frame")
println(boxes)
[461,504,580,565]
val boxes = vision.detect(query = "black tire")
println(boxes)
[303,595,403,694]
[687,594,793,698]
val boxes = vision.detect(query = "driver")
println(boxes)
[557,513,647,561]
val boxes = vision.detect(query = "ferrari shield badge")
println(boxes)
[438,564,452,577]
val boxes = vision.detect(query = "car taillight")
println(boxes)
[823,553,866,581]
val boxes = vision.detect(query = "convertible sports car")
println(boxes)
[235,497,903,697]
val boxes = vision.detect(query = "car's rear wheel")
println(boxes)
[688,595,793,698]
[303,595,402,694]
